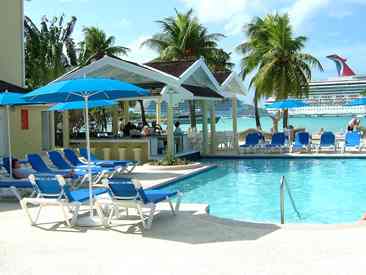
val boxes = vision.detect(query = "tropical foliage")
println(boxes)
[143,9,231,128]
[142,9,226,65]
[24,15,78,89]
[237,14,323,129]
[78,26,130,65]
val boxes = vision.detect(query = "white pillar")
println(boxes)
[232,97,239,154]
[49,111,55,149]
[123,101,129,123]
[156,99,162,124]
[201,100,209,156]
[210,101,216,155]
[167,92,175,158]
[62,111,70,148]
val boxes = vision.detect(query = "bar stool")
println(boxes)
[132,148,142,162]
[118,147,127,160]
[102,147,111,160]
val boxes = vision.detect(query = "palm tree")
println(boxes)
[253,14,323,128]
[78,26,129,65]
[237,16,269,130]
[238,14,323,129]
[142,9,226,128]
[24,15,78,89]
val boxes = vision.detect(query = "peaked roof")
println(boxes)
[0,80,28,93]
[213,70,232,85]
[144,59,197,77]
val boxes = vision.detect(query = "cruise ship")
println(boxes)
[269,55,366,116]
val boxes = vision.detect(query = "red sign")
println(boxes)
[21,109,29,129]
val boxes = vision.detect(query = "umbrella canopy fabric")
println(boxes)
[23,78,148,225]
[49,99,117,111]
[346,98,366,106]
[266,99,308,109]
[23,78,148,103]
[0,91,29,105]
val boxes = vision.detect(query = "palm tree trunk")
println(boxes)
[188,100,197,129]
[138,100,147,125]
[253,93,262,130]
[283,109,289,129]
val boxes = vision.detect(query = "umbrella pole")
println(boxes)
[6,106,12,178]
[84,97,93,218]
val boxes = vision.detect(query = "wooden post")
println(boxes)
[232,97,239,154]
[123,101,129,123]
[156,99,161,124]
[111,106,119,135]
[201,100,209,156]
[167,91,175,158]
[62,111,70,148]
[210,101,216,155]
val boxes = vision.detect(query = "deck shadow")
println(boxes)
[142,210,280,244]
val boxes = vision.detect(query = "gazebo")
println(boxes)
[54,55,224,160]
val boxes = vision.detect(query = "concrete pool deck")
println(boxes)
[1,201,366,275]
[118,163,217,189]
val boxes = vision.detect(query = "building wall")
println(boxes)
[7,106,48,159]
[0,0,24,86]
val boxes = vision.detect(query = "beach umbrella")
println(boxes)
[346,97,366,107]
[0,91,34,177]
[49,99,117,111]
[266,99,309,109]
[23,78,149,224]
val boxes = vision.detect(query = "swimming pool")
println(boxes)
[160,158,366,224]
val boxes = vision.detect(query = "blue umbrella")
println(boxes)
[23,78,148,222]
[49,99,117,111]
[346,98,366,106]
[0,91,36,177]
[266,99,309,109]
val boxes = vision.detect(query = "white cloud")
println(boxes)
[120,18,131,28]
[125,36,158,64]
[287,0,330,31]
[179,0,261,35]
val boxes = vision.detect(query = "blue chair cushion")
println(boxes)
[142,190,178,204]
[0,180,33,189]
[64,187,108,203]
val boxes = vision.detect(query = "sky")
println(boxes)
[25,0,366,83]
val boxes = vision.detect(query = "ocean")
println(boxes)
[183,115,359,134]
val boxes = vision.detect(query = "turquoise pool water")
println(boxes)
[161,158,366,224]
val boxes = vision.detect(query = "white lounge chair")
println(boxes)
[20,175,108,226]
[96,178,182,229]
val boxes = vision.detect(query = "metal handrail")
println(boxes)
[280,176,302,224]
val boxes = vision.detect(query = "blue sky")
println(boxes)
[25,0,366,82]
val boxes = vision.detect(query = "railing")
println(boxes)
[280,176,302,224]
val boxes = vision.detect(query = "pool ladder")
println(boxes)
[280,176,302,224]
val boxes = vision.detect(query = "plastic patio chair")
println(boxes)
[20,174,108,227]
[95,178,182,229]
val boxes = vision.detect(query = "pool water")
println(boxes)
[160,158,366,224]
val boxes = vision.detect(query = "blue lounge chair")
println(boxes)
[79,148,137,173]
[27,154,72,176]
[266,132,287,151]
[0,157,37,200]
[95,178,182,229]
[20,175,108,226]
[47,151,102,173]
[291,132,311,152]
[343,132,362,152]
[47,151,115,185]
[317,132,336,152]
[240,132,261,149]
